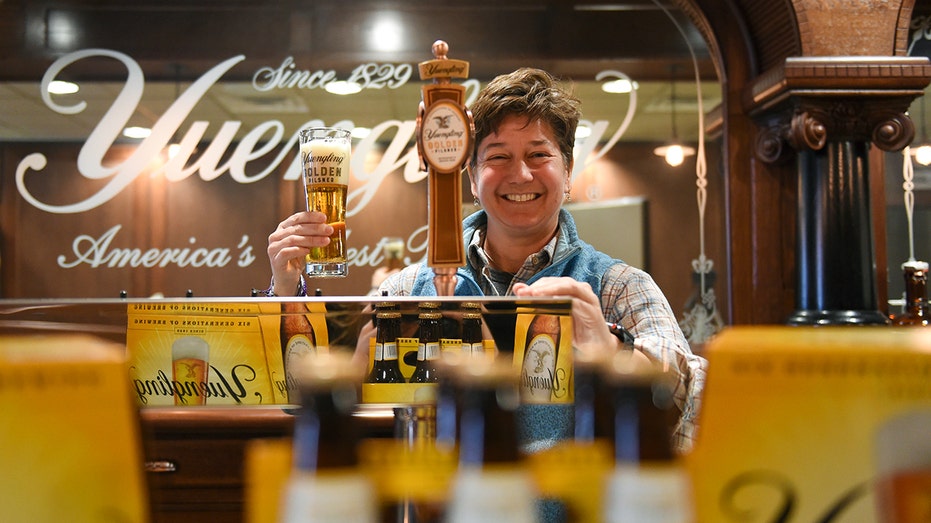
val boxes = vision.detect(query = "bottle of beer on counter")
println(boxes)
[445,358,536,523]
[410,303,442,383]
[519,314,561,403]
[892,260,930,326]
[280,300,318,402]
[366,307,405,384]
[281,353,377,523]
[460,302,484,358]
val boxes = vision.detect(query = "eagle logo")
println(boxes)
[432,114,452,128]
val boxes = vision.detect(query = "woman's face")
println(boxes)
[471,115,571,242]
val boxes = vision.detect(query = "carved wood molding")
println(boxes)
[747,56,931,162]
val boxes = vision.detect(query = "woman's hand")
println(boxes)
[512,277,619,352]
[267,211,333,296]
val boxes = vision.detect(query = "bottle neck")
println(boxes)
[904,275,928,309]
[458,385,521,466]
[613,383,676,464]
[292,387,359,471]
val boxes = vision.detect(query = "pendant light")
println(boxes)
[653,67,695,167]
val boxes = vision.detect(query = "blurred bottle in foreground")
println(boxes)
[280,353,376,523]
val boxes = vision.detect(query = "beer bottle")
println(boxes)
[891,260,930,326]
[460,302,484,358]
[601,358,693,523]
[410,304,442,383]
[367,310,405,384]
[519,314,561,403]
[281,353,377,523]
[446,358,536,523]
[280,300,317,403]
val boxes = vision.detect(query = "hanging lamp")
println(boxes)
[653,67,695,167]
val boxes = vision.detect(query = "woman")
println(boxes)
[266,68,705,454]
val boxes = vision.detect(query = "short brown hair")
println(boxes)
[469,67,581,170]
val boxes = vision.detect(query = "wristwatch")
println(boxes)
[606,321,635,346]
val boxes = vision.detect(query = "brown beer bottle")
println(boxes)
[281,353,376,522]
[366,310,405,383]
[280,300,317,402]
[601,359,693,522]
[891,261,930,326]
[519,314,561,403]
[445,358,536,522]
[410,306,442,383]
[460,302,484,358]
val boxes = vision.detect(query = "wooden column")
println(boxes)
[749,57,931,325]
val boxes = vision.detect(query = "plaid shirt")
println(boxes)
[379,210,707,454]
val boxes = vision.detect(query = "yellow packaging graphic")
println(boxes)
[513,312,574,404]
[0,334,150,523]
[275,300,330,403]
[126,302,279,406]
[689,326,931,523]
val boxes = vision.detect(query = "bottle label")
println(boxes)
[422,341,440,360]
[285,334,316,401]
[373,342,384,361]
[521,334,558,402]
[463,341,484,355]
[383,341,398,360]
[281,471,377,523]
[514,314,573,404]
[447,467,536,523]
[603,464,692,523]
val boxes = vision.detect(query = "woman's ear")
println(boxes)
[467,165,479,196]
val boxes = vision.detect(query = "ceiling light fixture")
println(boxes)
[653,67,695,167]
[123,126,151,139]
[601,78,638,94]
[48,80,79,95]
[325,80,363,96]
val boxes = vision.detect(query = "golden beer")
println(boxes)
[299,127,351,277]
[171,335,209,406]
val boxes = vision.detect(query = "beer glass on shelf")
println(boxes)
[298,127,351,277]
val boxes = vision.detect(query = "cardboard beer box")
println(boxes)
[361,337,440,404]
[126,302,282,406]
[513,312,574,404]
[0,334,150,523]
[361,309,573,406]
[688,326,931,523]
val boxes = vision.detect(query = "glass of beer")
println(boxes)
[299,127,351,277]
[171,336,209,406]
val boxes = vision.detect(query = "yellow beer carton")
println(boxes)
[126,302,279,406]
[0,334,150,523]
[513,312,574,404]
[689,326,931,523]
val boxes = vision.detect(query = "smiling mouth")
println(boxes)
[503,193,539,202]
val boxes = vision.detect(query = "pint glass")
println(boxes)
[299,127,351,277]
[171,335,209,406]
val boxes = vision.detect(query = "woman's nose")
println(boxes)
[508,160,534,181]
